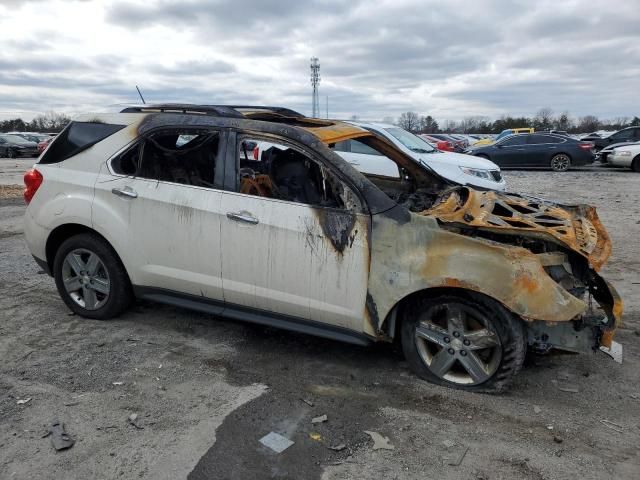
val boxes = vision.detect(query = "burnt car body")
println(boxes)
[25,105,622,392]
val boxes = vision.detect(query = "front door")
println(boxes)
[92,128,227,301]
[219,133,370,332]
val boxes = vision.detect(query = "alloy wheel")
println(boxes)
[61,248,111,310]
[550,154,570,172]
[414,303,502,385]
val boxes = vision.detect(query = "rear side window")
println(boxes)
[39,121,125,164]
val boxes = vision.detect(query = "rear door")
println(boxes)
[525,134,565,166]
[93,128,227,302]
[492,135,528,167]
[218,132,371,332]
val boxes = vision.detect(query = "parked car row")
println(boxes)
[467,133,595,171]
[0,132,57,158]
[22,104,622,392]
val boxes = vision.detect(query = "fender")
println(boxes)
[367,213,587,331]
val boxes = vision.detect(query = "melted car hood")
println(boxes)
[422,187,612,270]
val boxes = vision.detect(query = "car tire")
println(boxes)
[632,156,640,173]
[7,148,15,159]
[53,233,133,320]
[550,153,571,172]
[400,291,526,393]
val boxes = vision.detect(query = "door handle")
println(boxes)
[112,187,138,198]
[348,161,360,166]
[226,212,259,225]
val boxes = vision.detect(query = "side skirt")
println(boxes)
[133,286,375,347]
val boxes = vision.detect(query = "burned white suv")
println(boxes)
[23,105,622,392]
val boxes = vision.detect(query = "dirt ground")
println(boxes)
[1,158,639,480]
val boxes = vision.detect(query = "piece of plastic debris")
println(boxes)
[309,432,322,442]
[300,398,314,407]
[546,425,554,430]
[112,382,124,386]
[312,414,328,424]
[364,431,394,450]
[443,439,455,448]
[47,419,74,451]
[16,398,32,405]
[259,432,294,453]
[329,443,346,451]
[447,446,469,466]
[533,405,542,414]
[128,413,143,430]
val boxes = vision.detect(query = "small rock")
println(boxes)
[329,443,346,452]
[533,405,542,414]
[553,436,563,444]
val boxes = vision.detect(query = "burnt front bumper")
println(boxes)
[527,274,623,357]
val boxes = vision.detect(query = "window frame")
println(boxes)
[498,134,528,147]
[229,129,370,214]
[107,127,228,192]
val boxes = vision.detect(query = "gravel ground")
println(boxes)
[1,160,639,480]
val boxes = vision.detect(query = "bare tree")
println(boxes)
[577,115,600,133]
[534,107,554,130]
[397,112,421,132]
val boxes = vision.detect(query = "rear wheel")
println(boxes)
[53,233,133,319]
[632,156,640,173]
[401,292,526,392]
[550,153,571,171]
[7,148,15,159]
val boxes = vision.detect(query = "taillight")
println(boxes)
[23,168,43,204]
[253,146,259,160]
[579,142,594,150]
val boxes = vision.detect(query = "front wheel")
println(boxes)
[550,153,571,172]
[401,292,527,393]
[7,148,15,159]
[632,156,640,173]
[53,233,133,319]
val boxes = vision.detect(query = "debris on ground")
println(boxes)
[46,419,75,451]
[128,413,143,430]
[311,414,327,424]
[558,385,579,393]
[533,405,542,414]
[328,443,346,452]
[112,382,124,386]
[300,398,314,407]
[443,439,455,448]
[446,446,469,466]
[16,397,32,405]
[553,436,563,444]
[259,432,294,453]
[364,430,394,450]
[309,432,322,442]
[600,419,624,433]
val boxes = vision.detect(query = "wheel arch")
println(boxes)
[46,223,127,275]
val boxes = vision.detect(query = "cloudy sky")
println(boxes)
[1,0,638,122]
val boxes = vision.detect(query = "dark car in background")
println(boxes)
[469,133,594,171]
[0,133,39,158]
[581,127,640,151]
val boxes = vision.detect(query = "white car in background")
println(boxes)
[344,122,506,191]
[608,144,640,172]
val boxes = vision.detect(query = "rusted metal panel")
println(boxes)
[367,213,590,330]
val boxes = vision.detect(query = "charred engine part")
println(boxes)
[388,189,437,212]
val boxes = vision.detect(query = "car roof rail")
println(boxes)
[120,104,245,118]
[119,104,304,119]
[224,105,304,117]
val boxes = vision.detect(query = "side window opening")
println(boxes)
[40,121,126,164]
[237,137,361,211]
[113,130,221,188]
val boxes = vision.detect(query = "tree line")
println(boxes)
[0,112,71,133]
[396,109,640,134]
